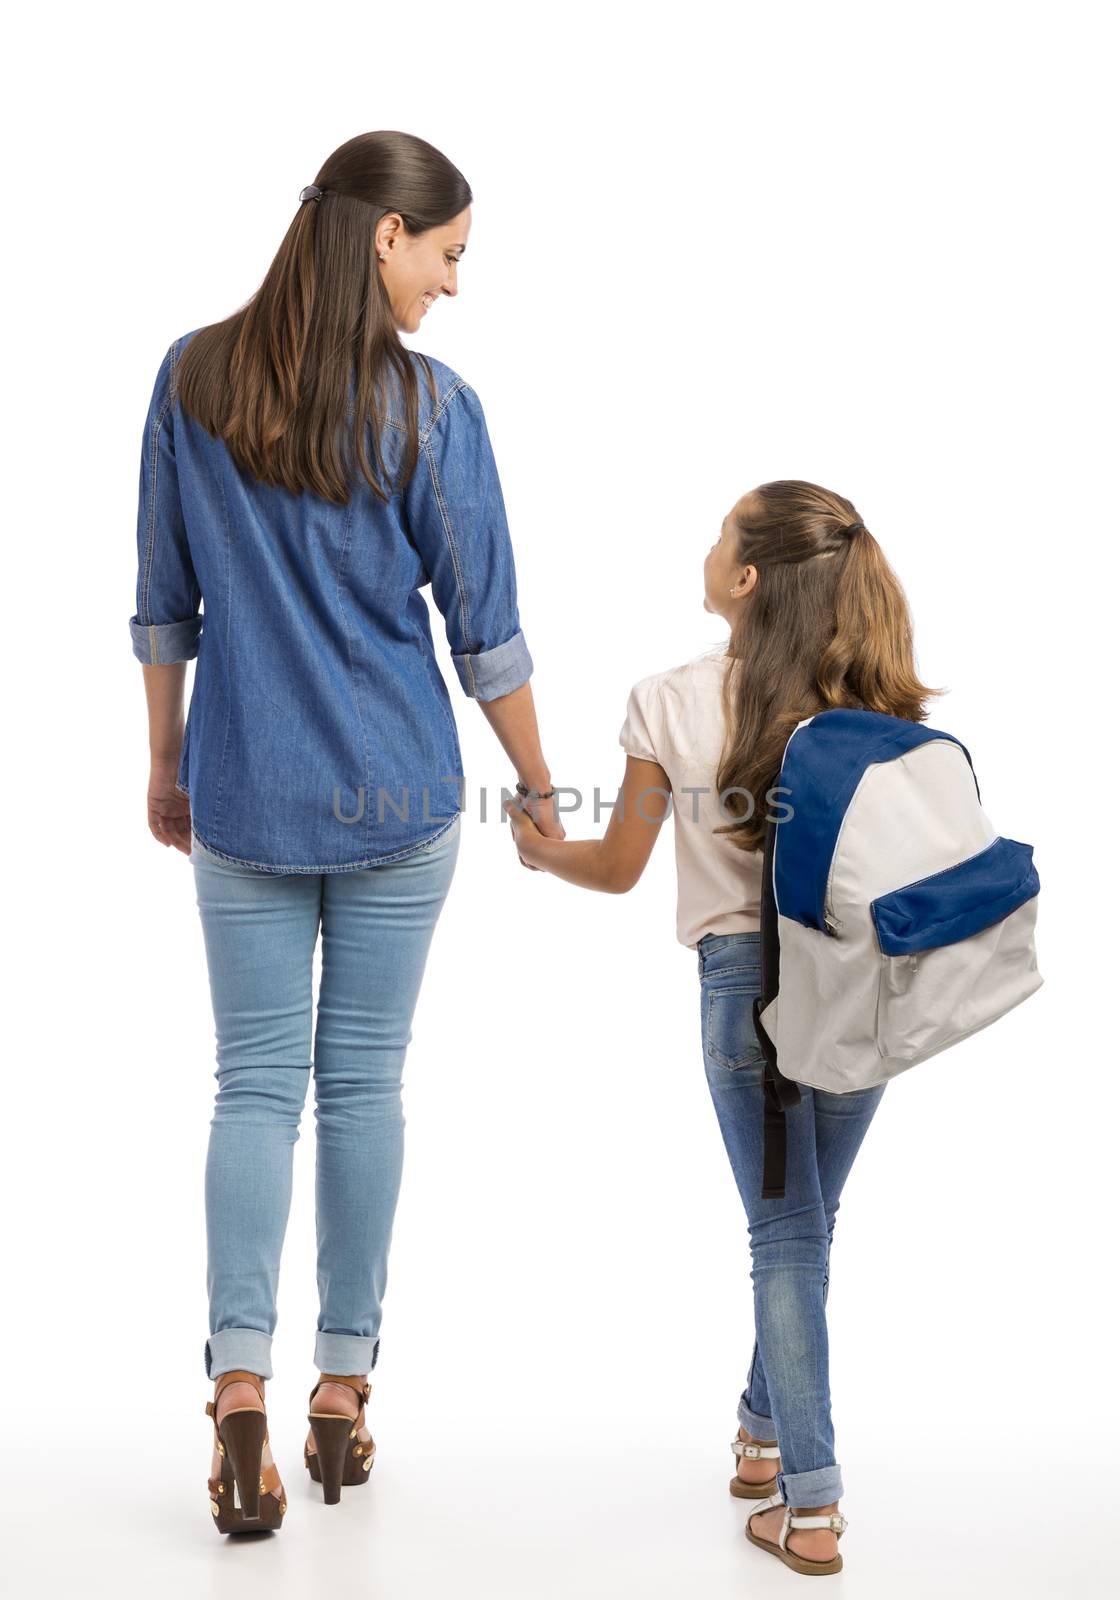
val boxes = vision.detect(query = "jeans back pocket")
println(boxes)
[703,977,765,1071]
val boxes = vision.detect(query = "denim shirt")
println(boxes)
[129,328,533,871]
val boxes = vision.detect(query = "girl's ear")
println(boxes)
[733,563,758,598]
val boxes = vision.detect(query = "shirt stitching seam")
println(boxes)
[331,495,373,853]
[137,343,176,631]
[419,377,467,447]
[421,433,477,693]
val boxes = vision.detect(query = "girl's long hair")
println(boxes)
[176,131,472,505]
[715,479,944,851]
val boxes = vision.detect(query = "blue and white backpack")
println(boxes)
[751,708,1043,1198]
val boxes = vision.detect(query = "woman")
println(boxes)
[129,130,563,1531]
[504,481,933,1575]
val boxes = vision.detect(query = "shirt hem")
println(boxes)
[190,813,461,873]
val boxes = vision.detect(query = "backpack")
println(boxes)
[750,708,1043,1198]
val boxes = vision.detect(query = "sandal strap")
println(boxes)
[308,1373,372,1410]
[214,1368,267,1403]
[207,1461,284,1497]
[732,1437,781,1460]
[751,1491,785,1514]
[787,1511,847,1534]
[749,1492,846,1553]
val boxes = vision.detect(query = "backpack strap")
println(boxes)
[752,810,802,1199]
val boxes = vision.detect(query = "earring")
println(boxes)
[378,252,386,262]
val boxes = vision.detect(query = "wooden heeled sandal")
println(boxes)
[304,1374,376,1504]
[205,1368,286,1533]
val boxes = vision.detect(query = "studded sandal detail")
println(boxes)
[730,1429,782,1498]
[304,1373,376,1504]
[745,1491,847,1576]
[205,1369,286,1533]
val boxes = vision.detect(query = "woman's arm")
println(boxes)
[400,381,563,841]
[130,341,201,855]
[476,678,561,837]
[141,661,192,853]
[503,754,671,891]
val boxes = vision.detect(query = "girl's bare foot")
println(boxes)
[735,1424,781,1485]
[747,1497,842,1563]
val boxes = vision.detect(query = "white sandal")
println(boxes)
[729,1432,781,1498]
[745,1490,847,1576]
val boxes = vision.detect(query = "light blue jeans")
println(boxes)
[190,814,460,1380]
[697,931,886,1507]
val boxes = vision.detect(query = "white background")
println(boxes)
[5,2,1117,1597]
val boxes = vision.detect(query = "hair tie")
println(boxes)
[841,521,864,539]
[299,184,325,205]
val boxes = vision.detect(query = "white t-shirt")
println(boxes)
[618,644,763,950]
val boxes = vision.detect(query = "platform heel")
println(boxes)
[205,1369,287,1533]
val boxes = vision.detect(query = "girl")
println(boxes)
[130,131,563,1530]
[505,478,940,1578]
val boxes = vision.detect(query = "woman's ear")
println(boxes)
[375,212,403,255]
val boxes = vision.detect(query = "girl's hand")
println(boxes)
[503,796,548,872]
[148,757,192,855]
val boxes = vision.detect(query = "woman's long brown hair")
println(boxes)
[714,479,945,850]
[175,131,472,505]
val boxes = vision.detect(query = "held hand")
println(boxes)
[503,796,549,872]
[148,757,192,855]
[521,789,566,841]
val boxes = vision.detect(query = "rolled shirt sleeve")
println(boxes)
[403,379,533,701]
[129,341,203,665]
[618,678,661,763]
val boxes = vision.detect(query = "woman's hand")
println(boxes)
[148,757,192,855]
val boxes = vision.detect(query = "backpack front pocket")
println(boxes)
[870,836,1041,1063]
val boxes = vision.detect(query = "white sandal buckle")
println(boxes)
[731,1437,780,1461]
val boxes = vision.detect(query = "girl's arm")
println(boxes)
[503,755,672,892]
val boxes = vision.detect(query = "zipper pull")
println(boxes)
[824,912,841,935]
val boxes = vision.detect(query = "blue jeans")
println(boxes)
[190,814,461,1380]
[697,931,886,1508]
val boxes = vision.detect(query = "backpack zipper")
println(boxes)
[824,744,989,938]
[822,764,879,934]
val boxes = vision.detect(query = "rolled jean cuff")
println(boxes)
[777,1464,844,1507]
[737,1396,777,1441]
[314,1332,380,1375]
[205,1328,273,1380]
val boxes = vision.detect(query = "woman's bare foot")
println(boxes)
[735,1424,781,1485]
[747,1498,841,1563]
[305,1376,375,1460]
